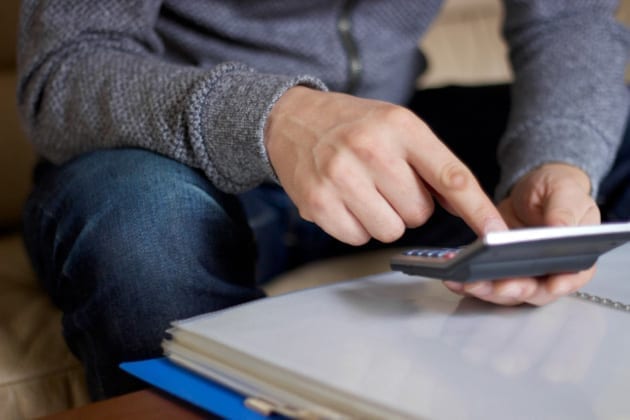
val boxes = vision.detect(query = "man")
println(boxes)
[17,0,629,400]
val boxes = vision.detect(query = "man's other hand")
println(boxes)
[444,163,600,306]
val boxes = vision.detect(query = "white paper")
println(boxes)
[173,243,630,420]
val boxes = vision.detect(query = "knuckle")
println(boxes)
[347,231,371,246]
[378,105,417,129]
[320,156,368,194]
[342,128,380,158]
[343,130,396,169]
[321,153,349,184]
[300,187,328,217]
[375,219,405,243]
[405,203,434,228]
[340,125,372,148]
[353,141,381,165]
[439,160,473,191]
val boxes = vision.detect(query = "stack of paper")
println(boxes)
[149,243,630,419]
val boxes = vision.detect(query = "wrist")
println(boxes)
[264,86,317,148]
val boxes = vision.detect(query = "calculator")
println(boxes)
[390,222,630,282]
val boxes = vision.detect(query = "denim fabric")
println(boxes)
[23,149,264,399]
[21,86,630,401]
[598,109,630,221]
[21,147,477,401]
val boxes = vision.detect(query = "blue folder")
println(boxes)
[120,357,275,419]
[120,241,630,419]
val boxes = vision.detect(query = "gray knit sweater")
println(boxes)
[16,0,630,199]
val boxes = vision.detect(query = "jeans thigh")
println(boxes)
[239,183,356,283]
[22,148,263,399]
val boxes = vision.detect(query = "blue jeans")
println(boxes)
[22,85,630,400]
[23,150,267,398]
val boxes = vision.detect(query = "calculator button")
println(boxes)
[404,248,461,258]
[440,251,458,259]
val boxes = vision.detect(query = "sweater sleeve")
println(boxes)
[16,1,327,193]
[495,0,630,200]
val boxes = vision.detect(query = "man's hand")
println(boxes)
[444,163,601,306]
[265,87,507,245]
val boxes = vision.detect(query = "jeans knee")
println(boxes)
[23,149,264,395]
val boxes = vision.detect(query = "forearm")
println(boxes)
[496,0,630,200]
[17,0,326,193]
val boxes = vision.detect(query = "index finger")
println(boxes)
[407,130,507,236]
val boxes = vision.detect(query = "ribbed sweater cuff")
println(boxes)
[192,64,327,193]
[495,118,617,201]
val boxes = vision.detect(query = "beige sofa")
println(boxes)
[0,1,626,418]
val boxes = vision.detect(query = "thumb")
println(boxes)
[543,191,580,227]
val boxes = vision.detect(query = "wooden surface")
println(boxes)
[40,389,212,420]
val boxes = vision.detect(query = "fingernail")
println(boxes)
[499,285,523,299]
[465,281,493,296]
[444,280,464,292]
[551,282,572,296]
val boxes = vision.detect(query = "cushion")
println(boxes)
[0,234,89,419]
[419,0,511,88]
[0,0,37,229]
[0,71,35,229]
[0,0,19,69]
